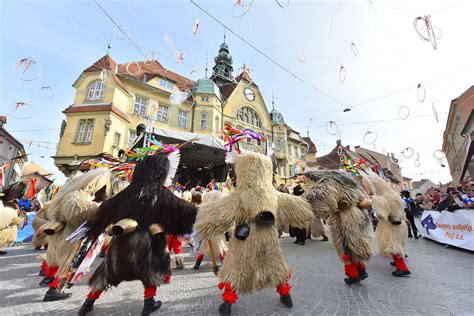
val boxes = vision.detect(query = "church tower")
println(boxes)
[210,36,234,87]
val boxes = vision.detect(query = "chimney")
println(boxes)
[336,140,342,146]
[355,145,360,149]
[345,145,350,150]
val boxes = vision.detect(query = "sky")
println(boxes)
[1,0,473,185]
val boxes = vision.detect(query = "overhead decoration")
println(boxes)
[414,158,421,167]
[363,130,377,145]
[111,24,131,40]
[164,33,184,63]
[350,42,359,56]
[39,86,55,98]
[99,69,107,84]
[296,49,305,63]
[221,123,266,154]
[192,18,200,36]
[432,102,439,123]
[339,65,346,83]
[189,69,197,77]
[398,105,410,120]
[126,62,141,76]
[325,120,339,135]
[230,0,254,18]
[275,0,290,9]
[298,142,310,156]
[337,145,343,157]
[390,153,403,164]
[169,90,190,105]
[401,147,414,158]
[13,102,29,111]
[417,83,426,102]
[433,150,445,160]
[414,15,441,50]
[144,51,156,65]
[13,56,41,81]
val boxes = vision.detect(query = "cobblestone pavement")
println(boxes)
[0,233,472,316]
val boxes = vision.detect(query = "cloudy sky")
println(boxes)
[1,0,473,184]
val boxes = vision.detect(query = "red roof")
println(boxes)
[302,137,317,153]
[84,55,129,93]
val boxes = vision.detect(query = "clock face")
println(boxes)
[244,88,255,101]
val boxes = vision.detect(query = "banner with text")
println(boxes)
[420,209,473,251]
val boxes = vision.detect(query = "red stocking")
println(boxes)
[45,265,59,278]
[144,285,157,298]
[218,282,238,305]
[87,290,103,300]
[392,254,409,271]
[40,261,48,274]
[48,277,61,289]
[164,274,171,284]
[197,254,204,261]
[342,254,359,278]
[355,261,366,271]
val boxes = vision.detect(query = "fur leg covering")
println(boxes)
[342,254,359,278]
[276,280,291,296]
[144,285,157,298]
[48,277,61,289]
[392,254,409,271]
[87,290,103,300]
[218,282,238,305]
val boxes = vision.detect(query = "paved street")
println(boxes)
[0,233,472,316]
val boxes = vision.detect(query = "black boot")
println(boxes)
[358,269,368,280]
[78,298,95,316]
[43,287,72,302]
[213,265,219,276]
[344,277,361,285]
[321,236,329,242]
[0,250,7,255]
[392,269,411,277]
[39,270,45,277]
[39,276,54,287]
[218,302,232,315]
[142,297,162,316]
[280,294,293,308]
[194,259,202,270]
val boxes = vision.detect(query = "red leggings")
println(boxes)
[86,285,157,301]
[166,235,182,255]
[392,254,409,271]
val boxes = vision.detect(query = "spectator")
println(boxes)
[436,193,461,212]
[18,194,31,212]
[401,190,420,239]
[414,193,428,217]
[431,189,441,207]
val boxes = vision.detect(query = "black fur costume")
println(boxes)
[78,154,197,315]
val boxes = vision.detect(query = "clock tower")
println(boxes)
[210,36,234,88]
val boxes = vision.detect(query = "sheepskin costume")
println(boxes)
[362,172,410,277]
[39,168,116,301]
[303,170,374,285]
[32,203,50,251]
[77,154,197,316]
[194,190,228,272]
[195,152,314,315]
[0,201,22,250]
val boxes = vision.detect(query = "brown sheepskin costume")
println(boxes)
[195,152,314,315]
[32,204,50,250]
[0,201,22,250]
[77,154,197,316]
[39,168,117,301]
[362,172,411,277]
[302,170,374,285]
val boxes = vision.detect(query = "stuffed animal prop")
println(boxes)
[195,152,314,315]
[302,170,374,285]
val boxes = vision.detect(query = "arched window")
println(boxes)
[86,80,105,101]
[237,106,261,128]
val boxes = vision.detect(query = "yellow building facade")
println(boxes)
[53,41,316,178]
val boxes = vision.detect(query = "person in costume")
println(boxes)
[361,172,411,277]
[195,152,314,315]
[76,153,197,316]
[0,182,27,255]
[193,190,228,272]
[302,170,374,285]
[39,168,116,301]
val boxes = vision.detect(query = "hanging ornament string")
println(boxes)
[126,62,141,76]
[401,147,414,158]
[363,130,377,145]
[337,145,343,157]
[13,56,42,81]
[433,150,445,160]
[189,69,197,77]
[13,102,29,111]
[164,33,185,63]
[339,65,346,83]
[350,42,359,56]
[276,0,290,9]
[192,18,200,36]
[298,142,310,156]
[414,159,421,167]
[390,152,403,164]
[99,69,107,84]
[432,102,439,123]
[414,15,441,50]
[325,120,339,136]
[399,105,410,120]
[417,83,426,102]
[296,49,305,63]
[230,0,254,18]
[39,86,55,98]
[144,51,157,65]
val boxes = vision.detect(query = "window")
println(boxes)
[275,138,282,150]
[159,79,173,90]
[86,81,104,101]
[287,144,292,156]
[157,105,169,122]
[201,96,210,102]
[294,146,298,157]
[178,110,188,128]
[237,107,261,128]
[128,130,137,147]
[201,112,208,130]
[113,132,121,148]
[134,96,148,116]
[75,119,94,143]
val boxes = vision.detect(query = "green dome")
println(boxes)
[270,109,285,124]
[193,78,221,99]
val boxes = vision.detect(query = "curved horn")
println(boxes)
[105,224,114,236]
[35,222,49,239]
[388,215,402,225]
[43,220,65,235]
[357,198,372,210]
[111,219,138,236]
[337,200,350,210]
[149,223,164,236]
